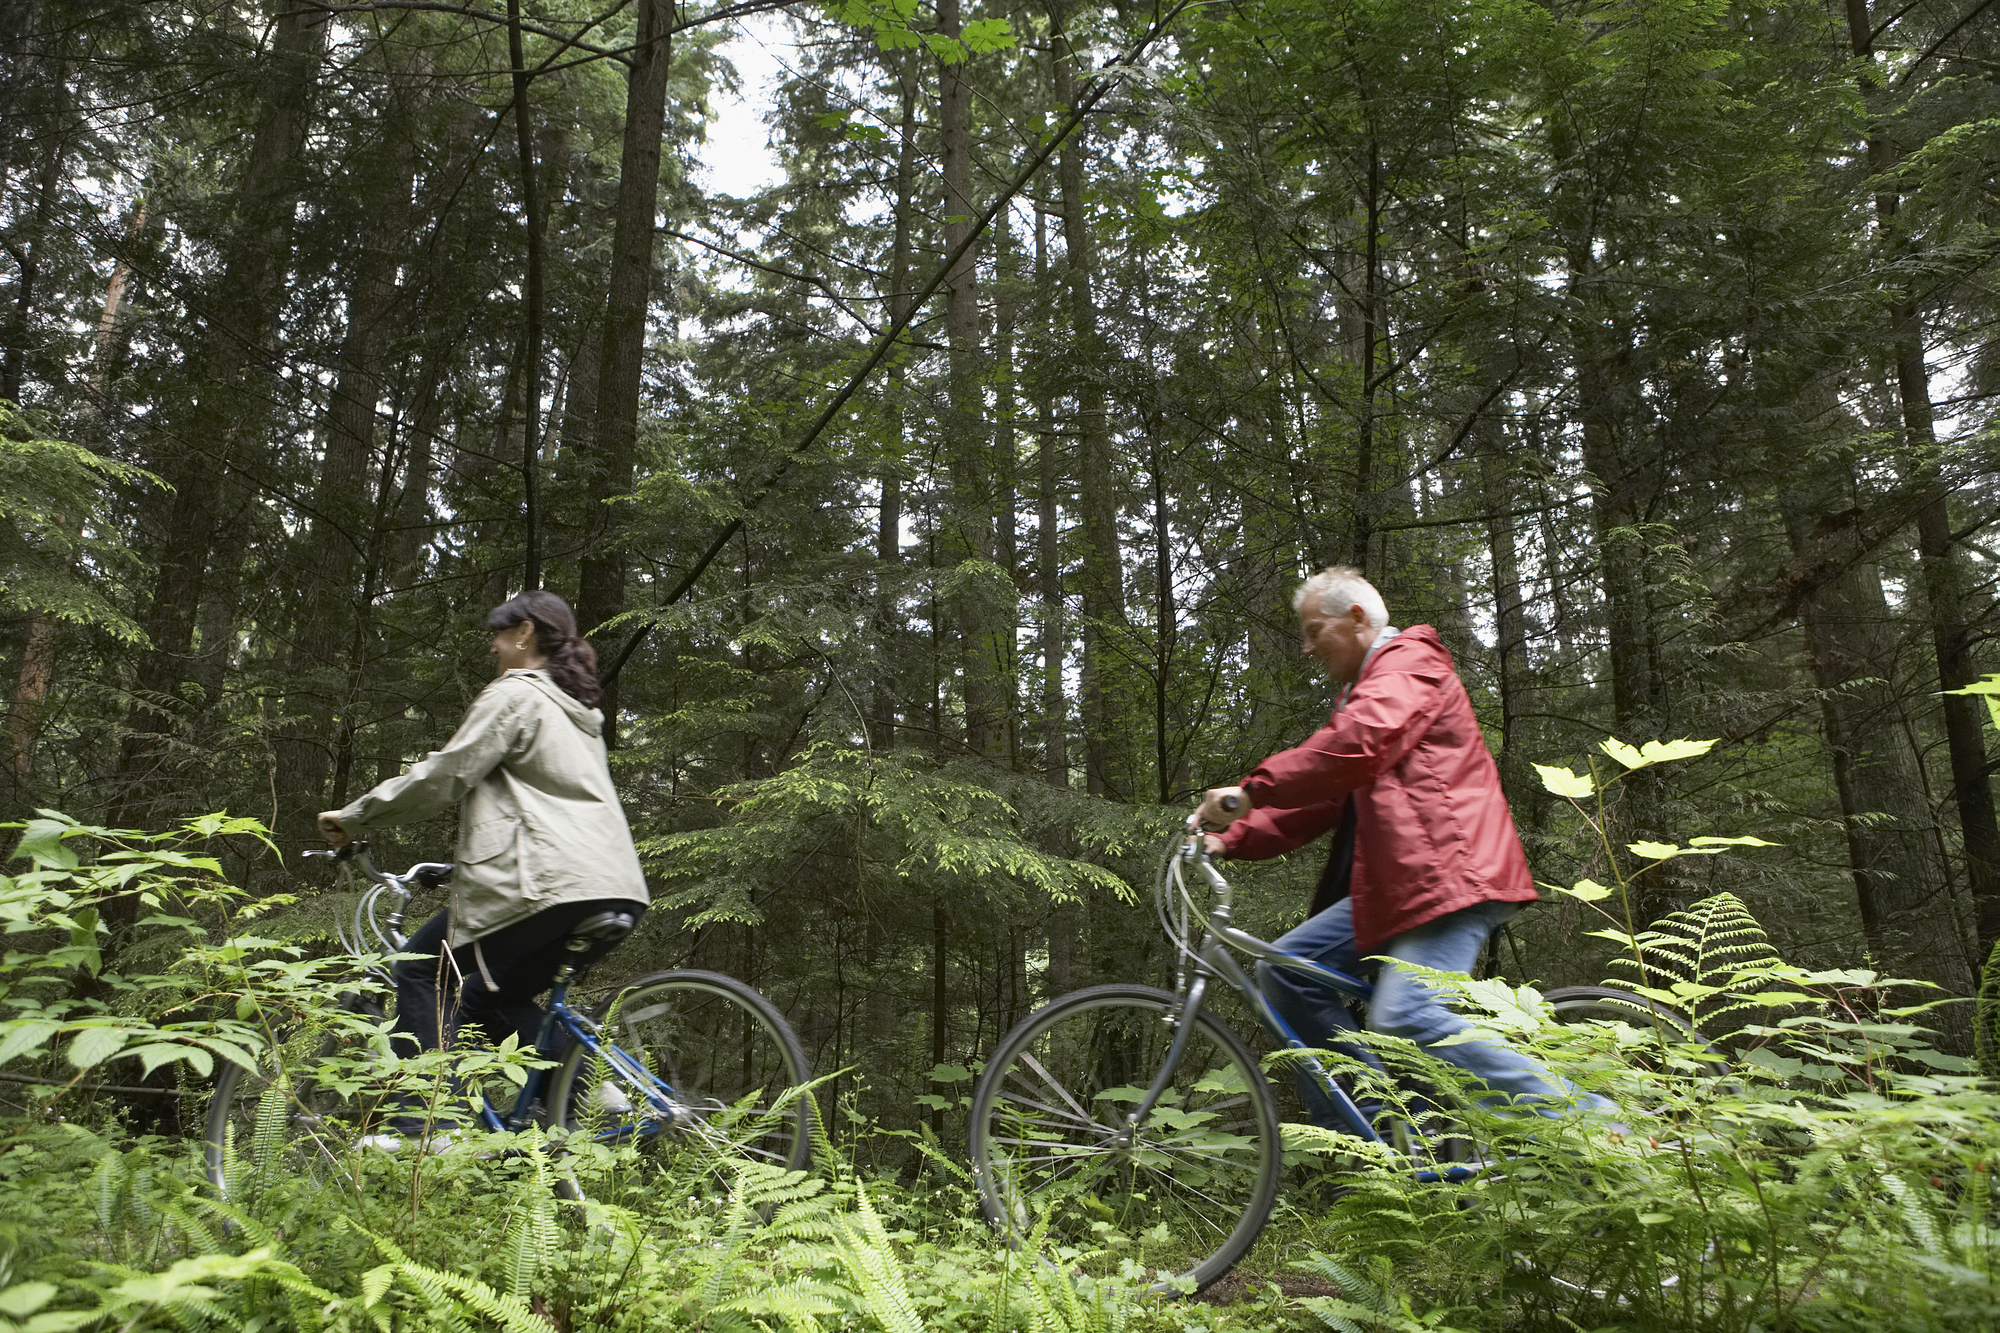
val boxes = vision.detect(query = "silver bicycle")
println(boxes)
[204,843,811,1193]
[966,825,1714,1293]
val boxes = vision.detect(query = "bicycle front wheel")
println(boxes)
[203,1031,385,1196]
[968,984,1282,1294]
[546,970,812,1180]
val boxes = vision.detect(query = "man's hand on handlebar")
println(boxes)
[1193,786,1248,833]
[316,811,351,849]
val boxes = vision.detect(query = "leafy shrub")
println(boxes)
[3,776,1997,1332]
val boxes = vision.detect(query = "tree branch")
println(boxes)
[601,0,1203,687]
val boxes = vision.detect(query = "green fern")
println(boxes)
[499,1143,559,1302]
[1603,891,1786,1024]
[356,1227,555,1333]
[1293,1252,1434,1333]
[695,1166,766,1312]
[825,1182,923,1333]
[712,1277,852,1332]
[1977,934,2000,1079]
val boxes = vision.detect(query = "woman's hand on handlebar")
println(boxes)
[1192,786,1248,833]
[316,811,351,849]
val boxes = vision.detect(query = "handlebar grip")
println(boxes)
[1220,794,1241,813]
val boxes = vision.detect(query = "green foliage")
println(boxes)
[0,403,160,644]
[1260,942,1998,1333]
[1537,738,1784,1000]
[0,812,284,1083]
[1602,892,1788,1026]
[825,0,1015,63]
[640,743,1163,927]
[4,861,2000,1332]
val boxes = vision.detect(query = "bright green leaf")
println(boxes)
[1557,879,1615,902]
[66,1024,131,1069]
[1687,835,1778,847]
[1533,764,1594,798]
[0,1020,60,1065]
[0,1283,58,1319]
[1627,841,1723,860]
[1600,737,1718,770]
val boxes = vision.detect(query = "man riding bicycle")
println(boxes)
[1192,566,1615,1126]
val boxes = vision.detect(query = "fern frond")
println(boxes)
[827,1182,923,1333]
[500,1144,559,1301]
[696,1169,762,1310]
[1604,892,1786,1023]
[354,1222,555,1333]
[90,1146,126,1234]
[1880,1169,1944,1257]
[714,1278,853,1333]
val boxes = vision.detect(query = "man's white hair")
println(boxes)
[1292,566,1387,628]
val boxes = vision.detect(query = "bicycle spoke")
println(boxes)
[970,987,1281,1297]
[993,1089,1114,1132]
[1016,1051,1097,1124]
[549,972,812,1195]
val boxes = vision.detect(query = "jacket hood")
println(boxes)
[508,669,604,737]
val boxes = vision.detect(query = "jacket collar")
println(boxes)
[1334,625,1399,713]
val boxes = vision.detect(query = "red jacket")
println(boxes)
[1217,625,1536,951]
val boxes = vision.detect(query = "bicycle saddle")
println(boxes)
[563,910,637,952]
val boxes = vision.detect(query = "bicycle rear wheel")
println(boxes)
[545,970,812,1181]
[968,984,1282,1294]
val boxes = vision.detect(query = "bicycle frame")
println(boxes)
[316,844,684,1144]
[480,975,680,1141]
[1143,835,1478,1181]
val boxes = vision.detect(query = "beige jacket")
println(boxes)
[334,669,649,946]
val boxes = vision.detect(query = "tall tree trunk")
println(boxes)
[1031,202,1078,995]
[1844,0,2000,970]
[112,1,327,836]
[274,153,412,846]
[1150,440,1181,802]
[575,0,673,742]
[993,217,1021,767]
[938,0,1004,759]
[1477,415,1530,796]
[1051,0,1121,795]
[1775,369,1973,1010]
[1348,142,1382,570]
[5,198,143,798]
[1033,205,1066,787]
[871,68,921,749]
[0,111,64,403]
[507,0,545,591]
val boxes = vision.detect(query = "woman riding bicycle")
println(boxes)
[316,591,649,1083]
[1192,566,1615,1123]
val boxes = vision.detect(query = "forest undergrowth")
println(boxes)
[2,808,1998,1333]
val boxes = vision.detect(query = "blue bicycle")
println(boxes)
[205,845,811,1193]
[966,827,1707,1293]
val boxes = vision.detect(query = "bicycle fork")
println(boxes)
[1124,942,1385,1147]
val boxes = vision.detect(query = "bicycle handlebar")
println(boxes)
[302,842,452,957]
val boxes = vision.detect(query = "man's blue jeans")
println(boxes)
[1255,897,1614,1128]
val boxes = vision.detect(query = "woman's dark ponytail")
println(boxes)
[485,591,601,708]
